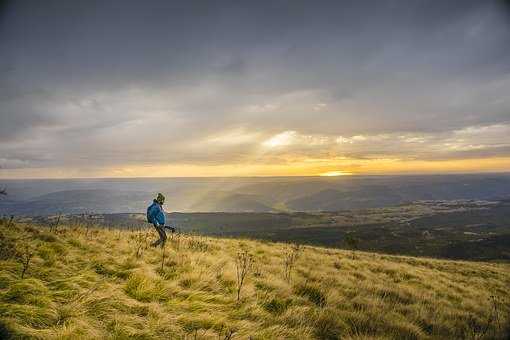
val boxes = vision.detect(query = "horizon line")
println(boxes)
[1,170,510,181]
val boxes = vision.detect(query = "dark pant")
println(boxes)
[151,223,167,248]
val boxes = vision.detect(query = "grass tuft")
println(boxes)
[124,273,167,302]
[295,283,327,307]
[313,309,347,340]
[262,297,292,315]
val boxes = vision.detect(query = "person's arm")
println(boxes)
[155,206,166,226]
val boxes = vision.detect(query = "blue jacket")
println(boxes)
[147,200,165,226]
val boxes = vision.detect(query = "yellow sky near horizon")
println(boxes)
[2,156,510,179]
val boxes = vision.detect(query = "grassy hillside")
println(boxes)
[1,219,510,339]
[24,199,510,261]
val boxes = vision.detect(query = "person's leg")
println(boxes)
[151,224,165,247]
[158,225,167,247]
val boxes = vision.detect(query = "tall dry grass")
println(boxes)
[0,217,509,339]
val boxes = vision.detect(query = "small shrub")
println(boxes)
[295,283,327,307]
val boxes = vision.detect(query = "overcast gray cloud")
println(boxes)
[1,0,510,176]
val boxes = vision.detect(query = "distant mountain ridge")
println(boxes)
[1,174,510,215]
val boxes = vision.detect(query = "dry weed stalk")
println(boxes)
[469,295,503,339]
[6,215,15,229]
[344,233,360,259]
[161,243,167,272]
[133,229,146,258]
[17,243,36,279]
[235,250,253,302]
[283,244,301,282]
[143,230,151,250]
[84,214,92,238]
[50,213,62,233]
[170,231,182,251]
[187,235,209,252]
[217,325,236,340]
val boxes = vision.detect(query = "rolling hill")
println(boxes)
[1,218,509,339]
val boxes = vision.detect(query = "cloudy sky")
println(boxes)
[1,0,510,178]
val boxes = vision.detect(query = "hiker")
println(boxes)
[147,193,175,248]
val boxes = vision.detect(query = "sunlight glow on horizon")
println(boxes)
[2,156,510,179]
[319,171,353,177]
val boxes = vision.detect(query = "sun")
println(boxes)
[319,170,353,177]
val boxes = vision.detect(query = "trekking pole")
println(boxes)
[164,224,176,233]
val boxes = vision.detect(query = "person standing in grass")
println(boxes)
[147,193,174,247]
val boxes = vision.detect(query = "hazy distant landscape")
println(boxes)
[2,173,510,215]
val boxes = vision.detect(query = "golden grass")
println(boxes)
[0,220,509,339]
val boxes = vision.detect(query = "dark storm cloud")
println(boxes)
[0,0,510,172]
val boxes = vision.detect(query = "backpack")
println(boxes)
[146,202,155,224]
